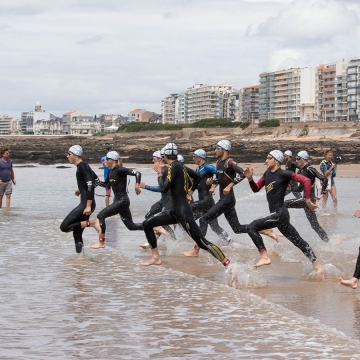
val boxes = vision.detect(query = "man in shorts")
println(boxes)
[0,148,16,210]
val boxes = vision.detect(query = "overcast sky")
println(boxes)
[1,0,360,117]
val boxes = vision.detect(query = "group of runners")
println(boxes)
[59,140,360,288]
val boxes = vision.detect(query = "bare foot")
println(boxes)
[313,260,325,280]
[339,277,358,289]
[260,229,282,243]
[90,241,105,249]
[141,257,162,266]
[181,248,200,257]
[91,219,102,236]
[76,252,85,261]
[139,243,151,249]
[253,256,271,268]
[153,226,169,236]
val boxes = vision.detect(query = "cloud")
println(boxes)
[75,35,104,45]
[251,0,360,46]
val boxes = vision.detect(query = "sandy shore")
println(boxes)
[114,162,360,177]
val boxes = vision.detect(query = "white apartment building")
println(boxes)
[259,67,316,122]
[240,86,259,123]
[346,59,360,121]
[316,61,348,121]
[0,115,11,134]
[162,94,179,124]
[69,115,100,135]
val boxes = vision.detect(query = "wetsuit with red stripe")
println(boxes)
[246,169,317,262]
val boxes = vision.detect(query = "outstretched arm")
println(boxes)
[244,167,265,193]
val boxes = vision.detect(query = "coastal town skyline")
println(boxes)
[1,0,360,117]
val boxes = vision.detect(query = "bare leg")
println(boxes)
[339,277,358,289]
[153,226,169,236]
[253,250,271,268]
[0,194,3,208]
[313,260,324,280]
[260,228,282,242]
[181,245,200,257]
[89,219,106,249]
[141,247,162,266]
[105,192,110,207]
[321,192,329,211]
[330,186,338,213]
[5,194,11,210]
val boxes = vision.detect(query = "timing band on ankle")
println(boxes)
[86,220,90,227]
[223,258,230,266]
[99,238,105,242]
[194,245,200,250]
[260,248,267,253]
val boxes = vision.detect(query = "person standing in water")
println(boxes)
[60,145,99,254]
[141,143,231,267]
[242,150,323,272]
[0,148,16,210]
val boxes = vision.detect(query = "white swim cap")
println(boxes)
[217,140,231,151]
[68,145,83,157]
[106,151,119,161]
[193,149,206,159]
[177,154,185,163]
[284,150,292,157]
[269,150,284,163]
[160,147,166,155]
[152,150,161,159]
[297,150,309,160]
[164,143,178,156]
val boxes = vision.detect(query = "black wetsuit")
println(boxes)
[353,248,360,279]
[191,163,230,239]
[60,161,98,253]
[285,160,302,198]
[246,169,317,262]
[285,163,329,242]
[97,166,143,234]
[142,160,227,263]
[199,157,246,236]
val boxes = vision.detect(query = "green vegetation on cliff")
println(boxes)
[258,119,280,128]
[106,118,250,133]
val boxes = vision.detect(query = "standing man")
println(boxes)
[60,145,98,255]
[101,146,113,207]
[320,149,338,213]
[0,148,16,210]
[285,151,329,242]
[242,150,323,273]
[284,150,301,199]
[141,143,230,267]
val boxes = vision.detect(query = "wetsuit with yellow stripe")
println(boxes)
[142,160,227,263]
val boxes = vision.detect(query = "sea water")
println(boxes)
[1,164,360,359]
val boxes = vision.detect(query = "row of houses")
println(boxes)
[161,58,360,123]
[0,103,160,135]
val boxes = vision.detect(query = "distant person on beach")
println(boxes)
[88,151,168,249]
[60,145,99,255]
[338,205,360,289]
[141,142,231,267]
[284,150,301,199]
[285,151,329,242]
[101,146,114,207]
[0,148,16,210]
[182,140,279,258]
[242,150,323,272]
[320,149,338,213]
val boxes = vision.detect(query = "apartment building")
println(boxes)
[347,59,360,121]
[240,85,259,123]
[21,101,57,134]
[127,109,156,122]
[0,115,11,134]
[316,61,348,121]
[162,94,178,124]
[70,115,100,135]
[259,67,316,122]
[223,90,240,122]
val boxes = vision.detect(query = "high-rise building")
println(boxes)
[240,85,259,123]
[259,67,316,122]
[162,94,179,124]
[316,61,348,122]
[346,59,360,121]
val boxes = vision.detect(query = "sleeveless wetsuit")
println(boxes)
[247,169,317,262]
[97,166,143,233]
[60,161,98,253]
[199,157,246,236]
[142,160,227,263]
[285,163,329,242]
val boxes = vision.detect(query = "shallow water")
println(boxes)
[1,164,360,359]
